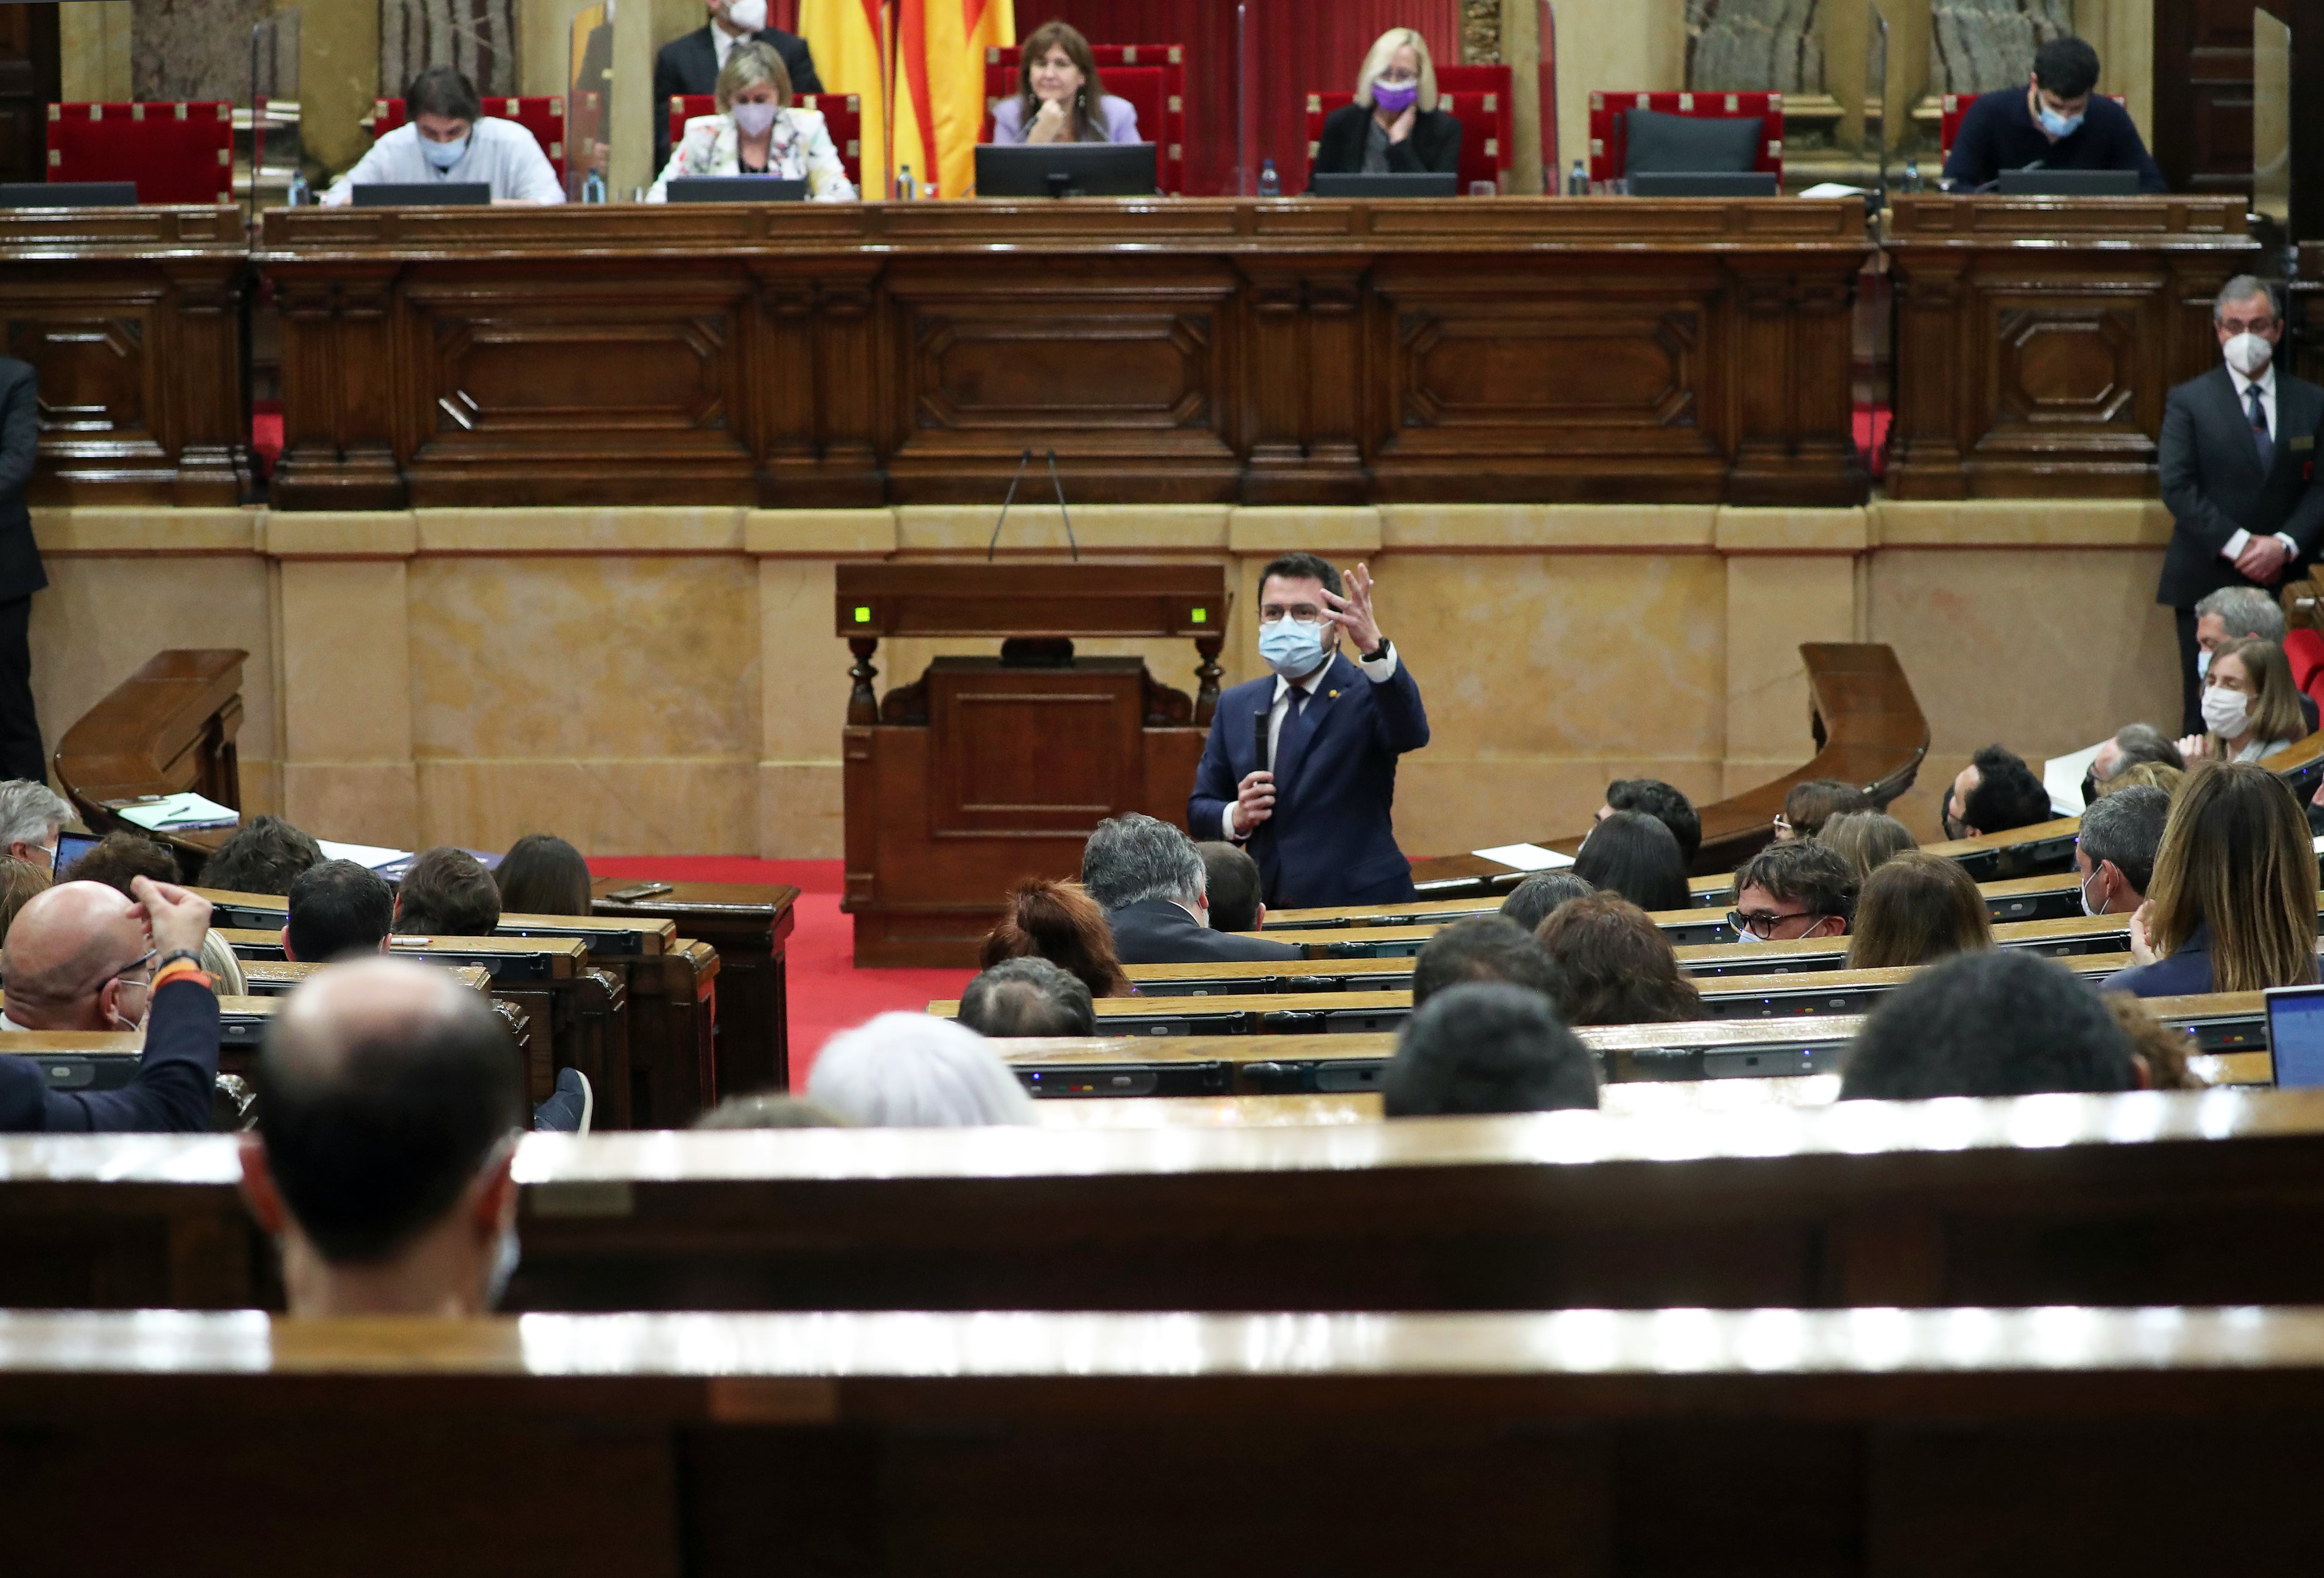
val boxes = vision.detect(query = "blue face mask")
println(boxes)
[2036,103,2083,138]
[421,132,470,172]
[1258,618,1329,680]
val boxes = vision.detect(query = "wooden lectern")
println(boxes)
[836,563,1231,966]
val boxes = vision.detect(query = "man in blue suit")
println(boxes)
[1188,553,1429,909]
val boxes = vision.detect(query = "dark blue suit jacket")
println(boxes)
[2099,925,2213,999]
[0,976,219,1132]
[1188,652,1429,909]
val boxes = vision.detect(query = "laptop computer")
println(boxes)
[350,183,492,206]
[1994,168,2142,197]
[666,177,808,203]
[2266,985,2324,1086]
[1307,172,1460,198]
[0,182,138,207]
[1626,171,1780,198]
[974,142,1157,198]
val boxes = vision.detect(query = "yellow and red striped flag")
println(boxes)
[895,0,1012,198]
[797,0,893,195]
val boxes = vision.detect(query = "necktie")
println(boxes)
[1274,686,1317,790]
[2250,383,2274,471]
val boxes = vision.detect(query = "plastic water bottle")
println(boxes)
[897,164,916,200]
[1902,156,1922,193]
[285,167,310,206]
[1257,158,1280,198]
[581,169,607,204]
[1567,158,1586,195]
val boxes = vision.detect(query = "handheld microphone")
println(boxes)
[1245,708,1271,846]
[985,448,1035,561]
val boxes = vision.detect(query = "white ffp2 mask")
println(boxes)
[2225,331,2274,379]
[2201,685,2251,739]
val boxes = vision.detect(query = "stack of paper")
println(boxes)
[113,793,239,832]
[1472,843,1578,872]
[317,839,411,872]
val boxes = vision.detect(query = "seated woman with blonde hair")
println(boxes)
[989,20,1140,145]
[649,40,855,201]
[980,877,1130,999]
[2177,636,2306,764]
[1307,26,1462,184]
[1845,852,1993,970]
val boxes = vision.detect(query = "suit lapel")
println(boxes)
[1271,656,1354,803]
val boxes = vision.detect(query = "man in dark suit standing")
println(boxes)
[1082,813,1302,964]
[2157,276,2324,735]
[1189,553,1430,910]
[652,0,823,174]
[0,357,47,786]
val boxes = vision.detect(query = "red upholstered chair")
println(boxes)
[2285,628,2324,714]
[982,43,1186,193]
[45,101,233,204]
[663,92,863,188]
[1938,92,2126,157]
[373,95,566,179]
[1302,88,1506,193]
[1585,90,1783,185]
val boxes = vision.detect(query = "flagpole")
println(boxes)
[882,0,898,198]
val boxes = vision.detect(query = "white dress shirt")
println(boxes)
[2219,360,2296,562]
[1222,641,1401,841]
[713,22,746,71]
[323,118,567,206]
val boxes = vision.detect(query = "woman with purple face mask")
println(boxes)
[647,39,856,202]
[1306,27,1463,188]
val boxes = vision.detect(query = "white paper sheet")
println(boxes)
[1471,843,1577,872]
[2043,741,2106,819]
[1798,181,1868,198]
[317,839,410,871]
[114,792,239,832]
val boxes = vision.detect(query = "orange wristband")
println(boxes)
[151,959,212,993]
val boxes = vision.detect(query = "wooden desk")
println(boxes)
[0,205,250,506]
[1885,194,2258,498]
[1402,642,1926,896]
[589,877,799,1098]
[22,1305,2324,1573]
[53,649,246,878]
[256,198,1870,509]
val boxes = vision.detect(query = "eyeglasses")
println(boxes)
[2219,315,2278,337]
[1258,609,1326,625]
[1726,908,1819,940]
[104,948,157,1002]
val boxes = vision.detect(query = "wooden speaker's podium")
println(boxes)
[836,563,1231,966]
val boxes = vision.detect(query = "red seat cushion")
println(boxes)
[46,101,233,204]
[1586,91,1783,185]
[2285,628,2324,702]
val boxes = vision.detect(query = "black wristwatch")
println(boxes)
[153,948,205,974]
[1362,639,1392,662]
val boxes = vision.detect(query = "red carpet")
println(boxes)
[588,856,972,1089]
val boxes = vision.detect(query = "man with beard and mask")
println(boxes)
[0,876,219,1131]
[1189,553,1430,909]
[2158,276,2324,734]
[238,957,528,1318]
[324,66,565,206]
[653,0,823,175]
[1939,36,2162,194]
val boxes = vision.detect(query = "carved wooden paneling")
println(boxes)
[258,199,1872,509]
[1886,195,2259,500]
[0,208,247,506]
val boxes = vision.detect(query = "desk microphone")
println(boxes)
[985,448,1034,561]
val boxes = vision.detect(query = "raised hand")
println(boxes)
[1319,562,1385,655]
[1389,105,1417,143]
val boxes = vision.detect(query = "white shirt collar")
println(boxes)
[713,20,747,66]
[1270,653,1339,704]
[2230,359,2277,398]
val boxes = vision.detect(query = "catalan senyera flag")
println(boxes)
[897,0,1013,198]
[798,0,892,196]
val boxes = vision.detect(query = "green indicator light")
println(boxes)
[1191,607,1207,624]
[854,606,872,622]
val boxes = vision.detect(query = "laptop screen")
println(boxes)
[2266,986,2324,1087]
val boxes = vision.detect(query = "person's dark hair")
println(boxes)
[1605,778,1701,865]
[1197,841,1265,932]
[1534,891,1703,1026]
[1081,812,1204,911]
[1015,18,1109,136]
[1572,811,1690,912]
[1383,982,1599,1117]
[1845,852,1994,971]
[2032,35,2101,100]
[1962,745,2053,837]
[286,859,395,962]
[394,847,502,937]
[1256,551,1343,601]
[692,1095,852,1129]
[1781,778,1875,839]
[958,955,1097,1037]
[979,877,1129,997]
[1732,839,1859,926]
[1498,872,1595,933]
[60,830,178,896]
[495,833,592,917]
[197,814,324,896]
[406,63,484,124]
[1841,950,2137,1100]
[2078,784,2170,900]
[1411,915,1559,1008]
[257,977,523,1262]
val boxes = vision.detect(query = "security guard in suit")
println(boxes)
[0,357,47,786]
[2157,276,2324,736]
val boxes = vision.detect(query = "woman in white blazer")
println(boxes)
[648,40,855,202]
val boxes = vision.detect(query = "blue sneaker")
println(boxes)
[532,1068,594,1135]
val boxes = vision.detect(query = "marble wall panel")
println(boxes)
[131,0,272,103]
[1687,0,1825,92]
[1930,0,2073,94]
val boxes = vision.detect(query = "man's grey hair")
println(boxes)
[1079,812,1205,910]
[0,781,70,848]
[2194,584,2286,643]
[2215,275,2283,320]
[957,956,1096,1037]
[2079,783,2171,898]
[2100,723,2185,780]
[805,1011,1037,1128]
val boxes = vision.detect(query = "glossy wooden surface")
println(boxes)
[1404,643,1927,895]
[52,649,247,878]
[255,197,1869,510]
[589,877,799,1098]
[1885,194,2259,499]
[0,205,251,505]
